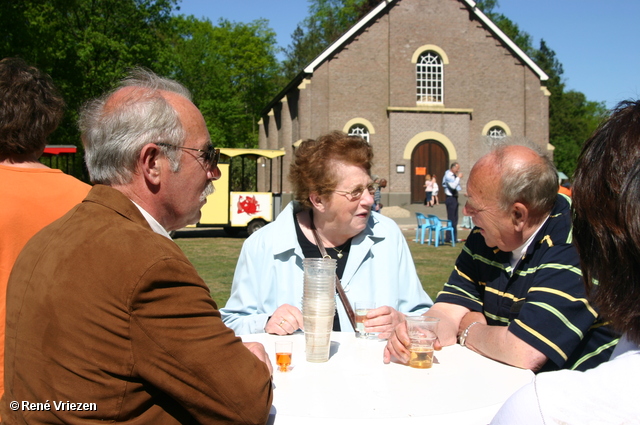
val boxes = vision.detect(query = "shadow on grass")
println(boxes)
[172,227,248,239]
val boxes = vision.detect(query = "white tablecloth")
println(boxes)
[241,332,534,425]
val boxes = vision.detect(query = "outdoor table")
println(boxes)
[241,331,534,425]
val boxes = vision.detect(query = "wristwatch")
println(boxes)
[458,321,481,347]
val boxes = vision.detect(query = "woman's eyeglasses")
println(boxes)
[156,142,220,169]
[334,184,376,201]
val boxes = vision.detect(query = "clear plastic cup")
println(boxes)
[303,259,336,292]
[303,315,334,333]
[406,316,440,369]
[304,331,332,362]
[408,336,437,369]
[355,301,376,339]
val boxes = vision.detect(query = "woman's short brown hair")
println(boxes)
[0,58,65,156]
[289,131,373,209]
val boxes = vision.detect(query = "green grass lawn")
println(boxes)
[175,228,463,306]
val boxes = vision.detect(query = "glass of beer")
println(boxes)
[355,301,376,339]
[406,316,440,369]
[409,336,437,369]
[275,340,293,372]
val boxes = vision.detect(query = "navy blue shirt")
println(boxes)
[436,195,618,372]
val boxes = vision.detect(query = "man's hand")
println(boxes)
[383,319,443,365]
[243,342,273,375]
[265,304,303,335]
[363,306,405,339]
[383,320,411,364]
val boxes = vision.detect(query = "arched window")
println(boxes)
[488,126,507,140]
[348,124,370,144]
[416,52,443,104]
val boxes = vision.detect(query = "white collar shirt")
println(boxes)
[131,201,173,240]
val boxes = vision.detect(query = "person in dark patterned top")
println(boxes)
[385,145,617,372]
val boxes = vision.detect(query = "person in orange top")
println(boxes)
[558,180,572,197]
[0,58,90,397]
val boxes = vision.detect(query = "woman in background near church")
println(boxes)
[221,131,432,336]
[491,100,640,424]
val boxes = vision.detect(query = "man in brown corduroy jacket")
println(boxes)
[2,68,273,424]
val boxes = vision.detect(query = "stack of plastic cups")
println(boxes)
[302,258,337,363]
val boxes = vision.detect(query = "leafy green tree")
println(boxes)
[531,40,606,176]
[282,0,378,80]
[0,0,178,178]
[474,0,499,13]
[166,16,281,148]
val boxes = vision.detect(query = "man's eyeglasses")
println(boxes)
[156,142,220,169]
[334,184,376,201]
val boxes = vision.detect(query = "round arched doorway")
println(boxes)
[411,140,449,204]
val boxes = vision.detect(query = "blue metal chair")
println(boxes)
[415,212,436,244]
[428,215,456,247]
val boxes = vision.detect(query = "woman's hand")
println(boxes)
[265,304,304,335]
[362,306,405,339]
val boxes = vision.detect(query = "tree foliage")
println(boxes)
[0,0,178,178]
[0,0,177,146]
[0,0,281,177]
[166,16,281,148]
[282,0,378,80]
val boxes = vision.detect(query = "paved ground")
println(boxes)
[380,202,472,241]
[380,202,448,228]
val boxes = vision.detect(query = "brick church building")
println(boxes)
[258,0,550,206]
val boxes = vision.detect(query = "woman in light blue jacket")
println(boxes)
[221,131,433,336]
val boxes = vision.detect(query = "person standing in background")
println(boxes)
[442,162,462,242]
[558,180,572,197]
[373,178,387,212]
[423,174,434,206]
[0,58,90,399]
[431,175,439,206]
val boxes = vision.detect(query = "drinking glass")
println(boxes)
[406,316,439,369]
[275,340,293,372]
[355,301,376,339]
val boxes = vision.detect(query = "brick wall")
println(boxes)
[259,0,549,206]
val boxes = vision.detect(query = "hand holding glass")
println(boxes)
[406,316,440,369]
[355,302,376,339]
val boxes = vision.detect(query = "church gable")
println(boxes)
[259,0,550,207]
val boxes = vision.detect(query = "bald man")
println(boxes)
[385,145,617,372]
